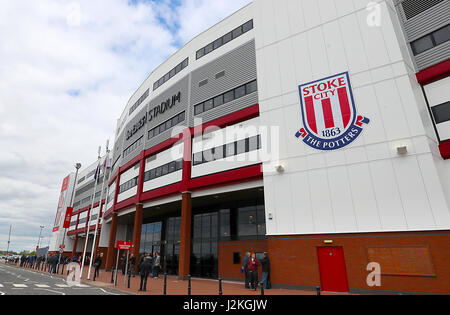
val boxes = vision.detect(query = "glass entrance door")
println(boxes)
[164,217,181,275]
[140,222,162,257]
[191,212,218,278]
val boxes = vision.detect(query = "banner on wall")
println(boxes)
[53,175,70,232]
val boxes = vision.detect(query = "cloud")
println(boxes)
[0,0,252,252]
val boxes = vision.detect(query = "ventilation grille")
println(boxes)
[401,0,444,20]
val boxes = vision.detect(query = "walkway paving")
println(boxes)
[8,263,354,295]
[79,268,354,296]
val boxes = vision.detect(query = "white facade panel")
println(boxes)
[423,76,450,107]
[142,142,184,192]
[192,117,262,178]
[436,121,450,141]
[254,0,450,236]
[106,180,116,212]
[117,164,140,203]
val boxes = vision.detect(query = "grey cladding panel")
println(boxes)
[416,41,450,70]
[145,75,190,150]
[190,40,257,106]
[189,40,258,125]
[401,1,450,41]
[112,131,124,167]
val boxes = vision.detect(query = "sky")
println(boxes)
[0,0,252,252]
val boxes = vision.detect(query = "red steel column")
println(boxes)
[178,192,192,280]
[131,203,143,272]
[105,212,118,271]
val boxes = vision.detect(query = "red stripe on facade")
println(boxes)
[139,183,181,206]
[321,98,334,129]
[337,87,351,128]
[189,164,263,190]
[439,140,450,160]
[114,196,139,213]
[305,96,317,134]
[107,105,261,216]
[416,59,450,85]
[194,104,260,136]
[145,133,184,158]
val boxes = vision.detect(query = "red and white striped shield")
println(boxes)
[296,72,370,151]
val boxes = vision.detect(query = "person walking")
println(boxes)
[129,254,136,277]
[121,253,127,275]
[94,254,102,279]
[152,252,161,278]
[248,252,260,291]
[260,252,271,289]
[138,256,152,292]
[241,252,251,289]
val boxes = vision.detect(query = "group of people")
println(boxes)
[16,253,70,274]
[136,252,161,292]
[241,252,271,290]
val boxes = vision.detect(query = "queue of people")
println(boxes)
[241,252,271,290]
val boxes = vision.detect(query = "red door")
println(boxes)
[317,247,349,292]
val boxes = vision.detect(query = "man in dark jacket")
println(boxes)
[241,252,251,289]
[138,256,152,292]
[260,252,271,289]
[129,254,136,277]
[94,254,102,279]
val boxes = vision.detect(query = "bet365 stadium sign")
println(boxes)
[295,72,370,151]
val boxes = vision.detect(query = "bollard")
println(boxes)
[219,278,223,296]
[111,270,114,283]
[188,275,191,296]
[316,286,321,296]
[261,282,264,296]
[128,270,131,289]
[164,273,167,295]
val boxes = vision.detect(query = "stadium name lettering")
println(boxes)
[126,92,181,140]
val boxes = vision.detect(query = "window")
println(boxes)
[431,101,450,124]
[232,26,243,39]
[195,104,203,115]
[411,35,434,55]
[143,158,183,182]
[196,48,205,59]
[129,89,149,115]
[246,80,258,94]
[204,99,214,112]
[205,43,214,54]
[224,90,235,103]
[235,85,246,99]
[196,20,253,60]
[215,71,226,80]
[148,111,186,140]
[193,135,261,166]
[193,80,257,116]
[242,20,253,33]
[223,32,232,44]
[213,38,223,50]
[225,143,236,158]
[236,139,247,155]
[153,58,189,91]
[411,24,450,55]
[433,25,450,45]
[118,176,139,194]
[214,95,224,107]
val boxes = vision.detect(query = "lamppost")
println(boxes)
[37,225,44,254]
[57,163,81,270]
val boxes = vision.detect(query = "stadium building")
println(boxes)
[50,0,450,294]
